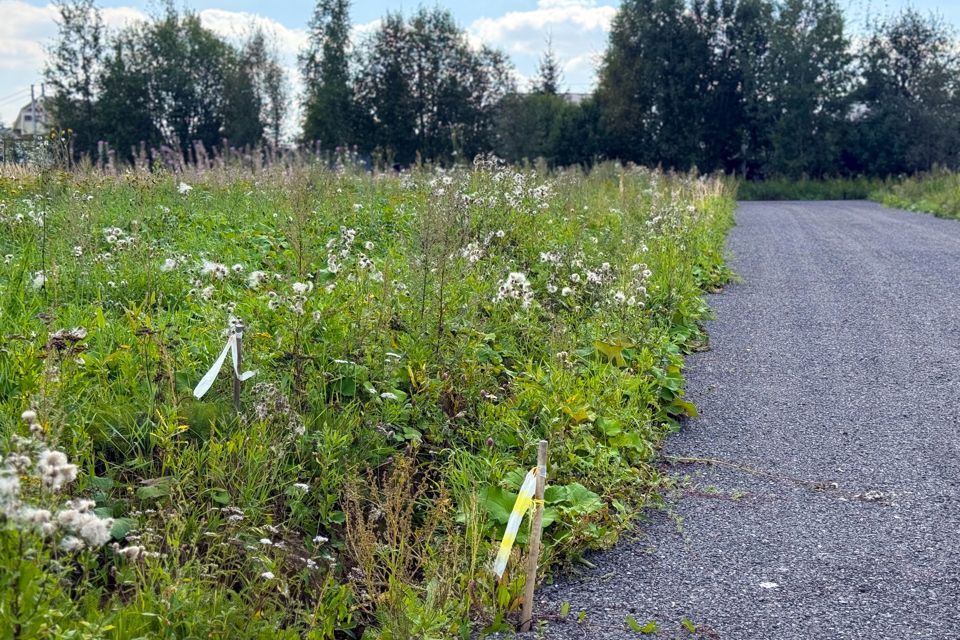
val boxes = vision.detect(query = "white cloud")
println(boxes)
[468,0,615,92]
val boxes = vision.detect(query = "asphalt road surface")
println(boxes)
[522,201,960,639]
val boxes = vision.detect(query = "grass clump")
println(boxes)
[736,176,888,201]
[872,169,960,220]
[0,160,734,637]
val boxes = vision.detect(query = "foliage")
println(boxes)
[0,161,733,636]
[850,10,960,176]
[301,0,354,149]
[352,8,515,165]
[873,169,960,220]
[44,1,287,162]
[736,176,887,201]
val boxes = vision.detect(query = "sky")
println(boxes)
[1,0,957,127]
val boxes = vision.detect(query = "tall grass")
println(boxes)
[872,169,960,220]
[736,175,889,201]
[0,161,734,637]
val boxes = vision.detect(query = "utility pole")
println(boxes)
[30,84,36,135]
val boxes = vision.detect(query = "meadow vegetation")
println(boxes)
[0,161,733,638]
[873,170,960,220]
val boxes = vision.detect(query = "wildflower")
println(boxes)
[0,473,20,502]
[112,543,146,561]
[292,281,313,295]
[569,273,581,284]
[539,251,563,265]
[21,410,38,424]
[494,272,534,308]
[178,182,192,194]
[247,270,268,289]
[312,535,329,545]
[327,254,340,273]
[380,392,399,401]
[72,246,83,258]
[201,260,228,280]
[364,241,375,251]
[61,536,85,552]
[160,258,177,272]
[261,571,275,580]
[561,286,574,297]
[79,515,113,546]
[259,538,273,546]
[460,242,484,263]
[612,291,627,305]
[231,263,244,273]
[3,254,12,265]
[31,271,46,290]
[200,285,215,301]
[292,483,309,492]
[36,450,78,492]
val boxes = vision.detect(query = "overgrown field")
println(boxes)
[0,161,733,638]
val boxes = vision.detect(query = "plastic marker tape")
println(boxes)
[193,332,256,399]
[493,466,540,580]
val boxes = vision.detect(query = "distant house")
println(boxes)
[11,99,51,136]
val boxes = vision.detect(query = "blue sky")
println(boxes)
[1,0,957,127]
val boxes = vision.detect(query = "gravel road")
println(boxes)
[521,201,960,639]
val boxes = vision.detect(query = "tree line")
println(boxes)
[44,0,960,177]
[45,0,287,162]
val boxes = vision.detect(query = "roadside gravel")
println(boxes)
[520,201,960,639]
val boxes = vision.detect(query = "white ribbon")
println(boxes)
[193,332,256,399]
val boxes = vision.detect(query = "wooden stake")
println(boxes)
[520,439,548,632]
[232,322,244,413]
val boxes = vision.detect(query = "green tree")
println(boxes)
[301,0,354,148]
[533,38,563,95]
[767,0,852,177]
[597,0,712,169]
[852,10,960,175]
[354,8,513,165]
[44,0,105,157]
[96,32,156,160]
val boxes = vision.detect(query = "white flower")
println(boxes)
[292,483,310,492]
[292,281,313,295]
[312,535,329,545]
[3,255,12,265]
[178,182,193,194]
[380,392,398,401]
[72,246,83,258]
[160,258,177,272]
[61,536,85,552]
[247,270,268,289]
[327,254,340,274]
[201,260,229,280]
[261,571,275,580]
[494,272,534,308]
[79,515,113,546]
[36,450,78,492]
[561,286,574,297]
[259,538,273,546]
[364,241,375,251]
[31,271,46,290]
[612,291,626,305]
[0,473,20,501]
[200,285,215,300]
[569,273,581,284]
[231,263,244,273]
